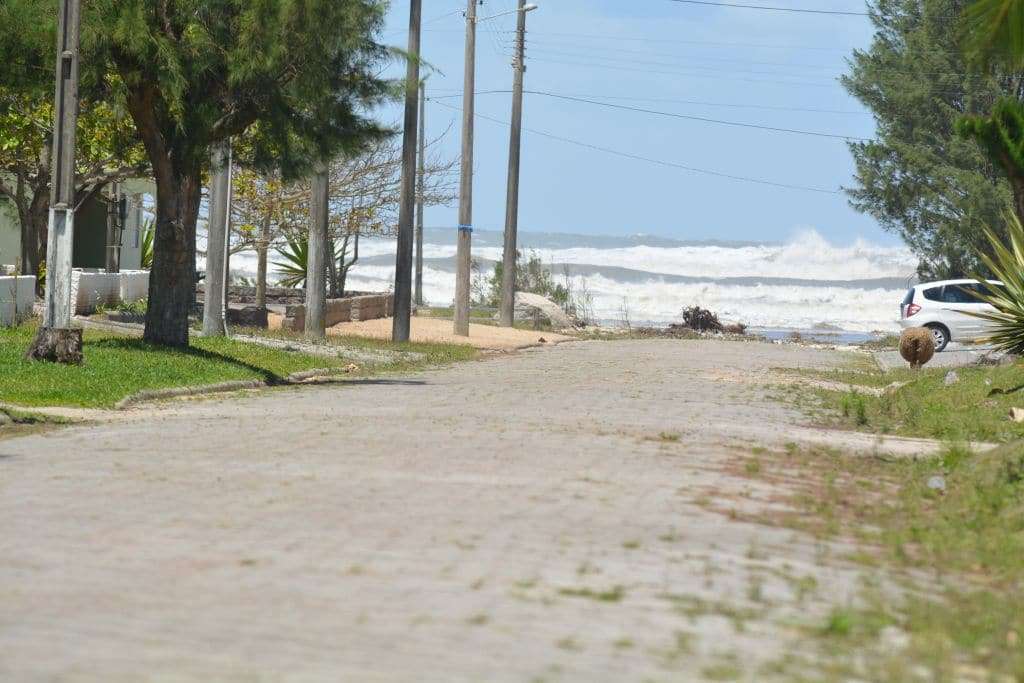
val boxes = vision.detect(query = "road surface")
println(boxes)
[0,340,913,682]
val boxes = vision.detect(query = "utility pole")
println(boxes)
[203,142,231,336]
[105,182,121,274]
[500,1,537,327]
[415,80,426,308]
[392,0,422,342]
[305,163,329,340]
[27,0,83,363]
[453,0,478,337]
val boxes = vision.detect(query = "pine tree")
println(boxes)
[80,0,393,346]
[843,0,1020,278]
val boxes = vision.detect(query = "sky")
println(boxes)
[376,0,889,246]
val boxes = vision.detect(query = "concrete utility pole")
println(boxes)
[203,142,231,337]
[105,182,121,274]
[28,0,83,363]
[453,0,479,337]
[305,164,329,340]
[415,80,426,308]
[392,0,422,342]
[500,1,537,327]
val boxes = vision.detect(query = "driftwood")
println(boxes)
[899,328,934,370]
[25,327,83,365]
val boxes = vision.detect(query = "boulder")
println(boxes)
[227,306,269,329]
[513,292,577,330]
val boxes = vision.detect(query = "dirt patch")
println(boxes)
[327,316,575,350]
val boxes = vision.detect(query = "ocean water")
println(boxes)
[226,228,918,334]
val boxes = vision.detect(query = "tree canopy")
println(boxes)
[843,0,1021,279]
[65,0,395,346]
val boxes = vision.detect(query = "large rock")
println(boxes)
[514,292,577,330]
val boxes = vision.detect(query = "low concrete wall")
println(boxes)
[70,270,149,314]
[0,275,36,326]
[283,293,393,331]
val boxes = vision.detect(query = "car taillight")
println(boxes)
[906,303,921,318]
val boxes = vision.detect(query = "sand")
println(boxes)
[326,316,576,350]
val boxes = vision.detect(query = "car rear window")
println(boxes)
[902,289,915,305]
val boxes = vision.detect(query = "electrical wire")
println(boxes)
[665,0,868,16]
[429,98,843,194]
[526,91,870,141]
[429,89,871,115]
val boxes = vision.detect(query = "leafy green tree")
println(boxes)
[0,93,147,279]
[962,0,1024,68]
[75,0,393,346]
[842,0,1019,279]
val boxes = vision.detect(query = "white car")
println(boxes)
[899,279,1003,352]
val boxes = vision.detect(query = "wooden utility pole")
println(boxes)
[453,0,478,337]
[27,0,83,363]
[415,80,426,308]
[203,142,231,336]
[305,164,329,340]
[392,0,422,342]
[500,1,535,327]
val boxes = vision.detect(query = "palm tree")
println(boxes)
[963,0,1024,69]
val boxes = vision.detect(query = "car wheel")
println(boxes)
[926,324,950,352]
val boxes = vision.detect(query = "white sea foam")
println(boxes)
[225,229,916,333]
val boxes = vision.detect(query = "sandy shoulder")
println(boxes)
[327,316,576,350]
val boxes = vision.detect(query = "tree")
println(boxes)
[842,0,1021,279]
[0,0,147,280]
[956,1,1024,236]
[962,0,1024,69]
[231,130,458,300]
[0,92,147,280]
[79,0,392,346]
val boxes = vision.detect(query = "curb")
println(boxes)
[113,367,358,411]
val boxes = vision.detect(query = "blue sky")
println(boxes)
[378,1,886,245]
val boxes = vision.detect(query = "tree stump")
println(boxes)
[25,327,83,365]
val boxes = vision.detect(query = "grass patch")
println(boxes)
[751,441,1024,681]
[0,321,476,409]
[558,585,626,602]
[786,362,1024,442]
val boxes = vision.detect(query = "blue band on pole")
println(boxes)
[458,224,473,233]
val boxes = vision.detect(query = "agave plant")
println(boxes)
[968,214,1024,353]
[140,219,155,270]
[273,236,311,289]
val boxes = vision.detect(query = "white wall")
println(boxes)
[70,270,149,314]
[0,276,35,326]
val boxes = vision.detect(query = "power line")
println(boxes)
[429,98,843,195]
[528,91,869,141]
[431,89,870,115]
[529,56,842,88]
[665,0,868,15]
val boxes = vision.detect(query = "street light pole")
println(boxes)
[500,2,537,327]
[27,0,83,363]
[392,0,422,342]
[453,0,478,337]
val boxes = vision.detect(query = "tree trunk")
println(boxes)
[25,327,82,364]
[255,216,270,310]
[327,237,339,299]
[143,171,202,347]
[21,189,49,284]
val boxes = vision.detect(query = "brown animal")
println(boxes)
[900,327,935,369]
